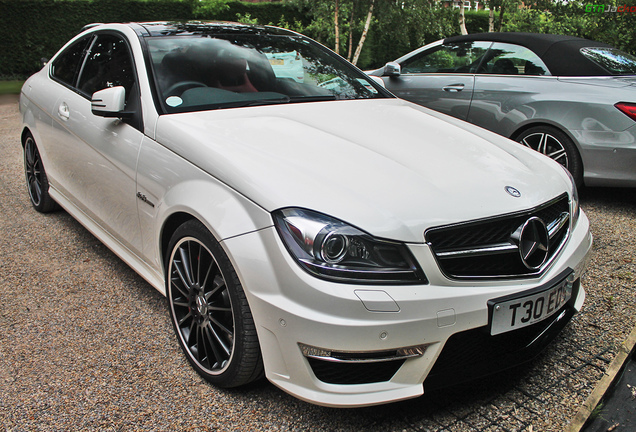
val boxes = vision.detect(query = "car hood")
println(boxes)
[155,99,570,242]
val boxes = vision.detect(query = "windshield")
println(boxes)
[580,47,636,75]
[147,33,388,113]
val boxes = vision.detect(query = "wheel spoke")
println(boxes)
[547,148,568,165]
[178,245,194,286]
[209,316,233,338]
[202,324,226,365]
[204,321,231,357]
[25,142,35,166]
[177,310,192,326]
[208,305,232,313]
[537,133,548,154]
[205,274,226,301]
[195,242,203,287]
[171,255,192,294]
[33,180,42,197]
[200,258,216,291]
[186,319,196,346]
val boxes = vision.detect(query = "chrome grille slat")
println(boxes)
[426,194,570,279]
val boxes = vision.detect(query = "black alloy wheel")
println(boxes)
[166,220,263,388]
[516,125,583,188]
[23,134,58,213]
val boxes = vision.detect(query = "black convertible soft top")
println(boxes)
[444,32,614,76]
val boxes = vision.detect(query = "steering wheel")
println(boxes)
[165,81,207,97]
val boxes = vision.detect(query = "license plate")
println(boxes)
[490,277,572,336]
[269,59,285,65]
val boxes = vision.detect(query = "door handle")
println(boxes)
[442,84,465,92]
[58,102,70,121]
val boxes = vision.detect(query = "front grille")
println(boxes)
[425,194,570,279]
[307,358,405,385]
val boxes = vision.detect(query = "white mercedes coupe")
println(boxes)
[20,22,592,407]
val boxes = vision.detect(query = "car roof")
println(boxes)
[130,21,299,38]
[444,32,614,76]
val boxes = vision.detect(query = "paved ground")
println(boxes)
[1,96,635,431]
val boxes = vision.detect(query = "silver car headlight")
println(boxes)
[273,208,427,284]
[562,166,580,228]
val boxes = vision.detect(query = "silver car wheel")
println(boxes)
[519,131,569,169]
[516,125,583,187]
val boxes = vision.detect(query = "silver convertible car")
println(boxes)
[368,32,636,188]
[20,22,592,407]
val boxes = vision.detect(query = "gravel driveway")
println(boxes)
[1,97,635,431]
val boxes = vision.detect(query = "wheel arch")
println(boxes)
[21,127,32,147]
[160,211,197,269]
[21,125,42,151]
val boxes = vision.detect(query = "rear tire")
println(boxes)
[165,220,264,388]
[515,126,583,188]
[23,134,59,213]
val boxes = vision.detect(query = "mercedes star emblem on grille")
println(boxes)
[505,186,521,197]
[511,217,549,270]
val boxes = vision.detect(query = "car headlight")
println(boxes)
[561,166,580,228]
[273,208,427,284]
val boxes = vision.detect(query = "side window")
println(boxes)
[78,34,136,102]
[51,36,92,86]
[401,42,492,74]
[482,43,550,76]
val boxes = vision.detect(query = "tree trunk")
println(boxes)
[347,1,356,61]
[334,0,340,54]
[459,1,468,35]
[498,4,505,32]
[352,0,374,65]
[489,7,494,32]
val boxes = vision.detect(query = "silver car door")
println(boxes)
[467,42,551,136]
[383,41,492,120]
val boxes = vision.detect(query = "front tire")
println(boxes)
[166,220,263,388]
[23,134,59,213]
[515,126,583,188]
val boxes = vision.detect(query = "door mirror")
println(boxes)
[383,62,401,77]
[91,86,132,118]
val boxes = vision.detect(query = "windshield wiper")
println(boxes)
[288,95,338,103]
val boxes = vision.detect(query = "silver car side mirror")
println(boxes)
[384,62,401,77]
[91,86,131,118]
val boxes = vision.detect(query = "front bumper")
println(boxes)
[223,211,592,407]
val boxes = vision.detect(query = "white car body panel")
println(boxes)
[19,22,593,407]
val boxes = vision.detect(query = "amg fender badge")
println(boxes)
[136,192,155,208]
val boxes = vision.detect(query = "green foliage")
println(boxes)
[194,0,308,26]
[465,10,490,34]
[502,0,636,54]
[0,0,308,78]
[0,80,24,95]
[0,0,192,78]
[1,0,634,79]
[364,2,448,68]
